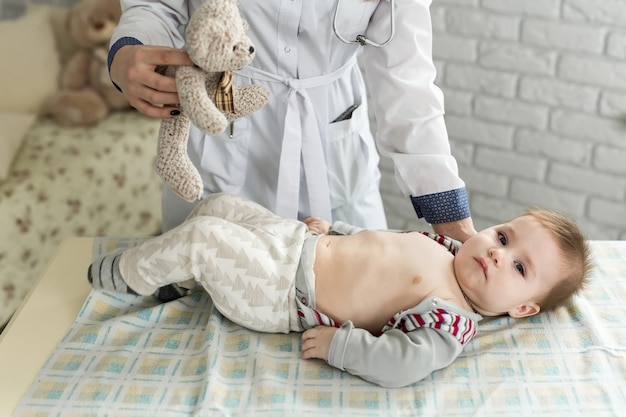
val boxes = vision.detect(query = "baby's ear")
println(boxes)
[508,303,540,318]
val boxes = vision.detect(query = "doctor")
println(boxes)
[108,0,477,242]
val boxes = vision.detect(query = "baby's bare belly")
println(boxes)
[313,231,456,334]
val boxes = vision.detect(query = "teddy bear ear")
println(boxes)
[241,19,249,32]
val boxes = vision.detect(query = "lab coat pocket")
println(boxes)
[197,118,251,194]
[325,104,379,207]
[333,0,380,40]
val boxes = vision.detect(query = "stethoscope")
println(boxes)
[333,0,395,47]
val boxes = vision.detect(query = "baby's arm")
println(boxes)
[321,321,463,388]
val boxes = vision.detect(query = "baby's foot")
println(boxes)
[88,251,137,295]
[88,252,189,302]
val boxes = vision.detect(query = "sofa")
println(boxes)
[0,4,163,327]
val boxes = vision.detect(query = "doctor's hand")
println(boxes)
[109,45,194,118]
[303,217,331,235]
[301,326,338,361]
[432,217,477,243]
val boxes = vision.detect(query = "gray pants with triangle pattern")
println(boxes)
[120,193,309,333]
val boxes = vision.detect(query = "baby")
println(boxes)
[88,193,592,387]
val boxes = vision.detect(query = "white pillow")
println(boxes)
[0,5,61,114]
[0,112,36,181]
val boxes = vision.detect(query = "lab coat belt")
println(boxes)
[236,60,356,221]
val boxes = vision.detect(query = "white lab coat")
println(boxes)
[112,0,465,231]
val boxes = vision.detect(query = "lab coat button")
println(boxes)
[301,297,307,305]
[284,46,292,53]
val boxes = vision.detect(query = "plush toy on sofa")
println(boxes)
[43,0,130,127]
[156,0,269,202]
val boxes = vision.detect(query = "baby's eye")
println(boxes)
[498,232,507,245]
[515,261,525,276]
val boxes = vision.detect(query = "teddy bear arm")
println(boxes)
[61,51,92,89]
[228,85,270,119]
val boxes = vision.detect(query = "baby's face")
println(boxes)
[453,215,564,317]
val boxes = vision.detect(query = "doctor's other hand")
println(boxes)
[301,326,338,361]
[303,217,331,235]
[109,45,194,118]
[432,217,477,243]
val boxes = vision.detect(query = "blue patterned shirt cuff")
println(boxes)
[411,188,471,224]
[108,37,143,92]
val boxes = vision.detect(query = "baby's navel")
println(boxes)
[412,275,422,285]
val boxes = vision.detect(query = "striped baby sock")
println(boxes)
[88,251,137,295]
[88,251,189,302]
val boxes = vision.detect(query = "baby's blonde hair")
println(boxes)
[523,208,593,312]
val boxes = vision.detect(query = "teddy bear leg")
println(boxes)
[156,115,204,202]
[45,89,109,127]
[230,85,270,118]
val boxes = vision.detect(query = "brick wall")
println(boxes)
[2,0,624,239]
[379,0,626,239]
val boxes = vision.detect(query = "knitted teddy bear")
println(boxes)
[156,0,269,202]
[44,0,130,126]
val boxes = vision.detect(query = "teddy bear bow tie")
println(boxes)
[214,70,235,113]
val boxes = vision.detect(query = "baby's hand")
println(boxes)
[303,217,331,235]
[301,326,338,361]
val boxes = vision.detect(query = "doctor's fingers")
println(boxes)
[111,46,193,116]
[124,79,184,119]
[128,96,182,119]
[114,45,193,78]
[133,45,194,68]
